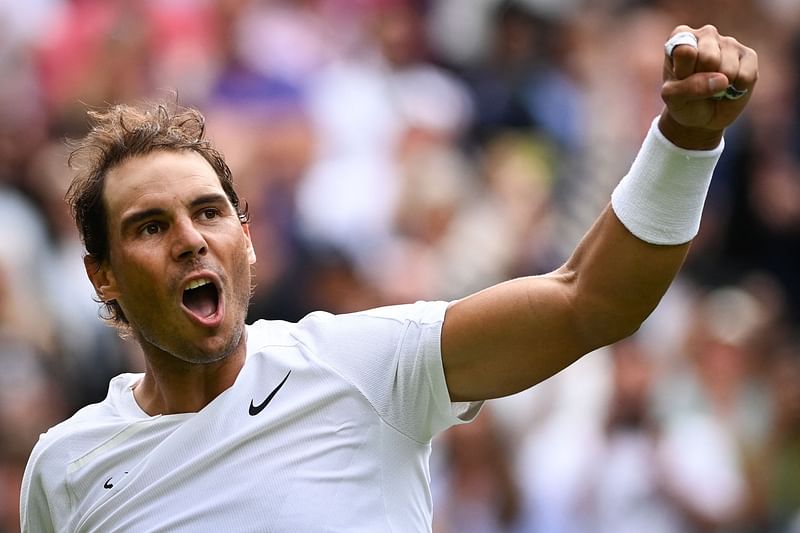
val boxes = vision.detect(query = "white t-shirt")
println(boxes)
[21,301,481,532]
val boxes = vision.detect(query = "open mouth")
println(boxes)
[182,278,220,320]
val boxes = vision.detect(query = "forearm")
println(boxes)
[567,112,723,345]
[559,204,690,349]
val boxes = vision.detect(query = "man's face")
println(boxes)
[89,150,256,364]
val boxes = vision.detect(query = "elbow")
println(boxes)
[557,263,655,352]
[582,311,643,353]
[570,291,648,352]
[605,316,644,345]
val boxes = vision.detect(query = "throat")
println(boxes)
[134,352,246,415]
[183,284,219,318]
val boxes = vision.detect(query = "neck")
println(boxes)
[132,336,247,415]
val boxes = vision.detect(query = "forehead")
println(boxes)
[103,150,225,225]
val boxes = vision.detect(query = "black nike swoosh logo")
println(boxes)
[103,471,128,490]
[249,370,291,416]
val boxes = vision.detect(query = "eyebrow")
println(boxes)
[189,193,230,211]
[120,193,231,233]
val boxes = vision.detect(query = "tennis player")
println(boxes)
[21,24,756,531]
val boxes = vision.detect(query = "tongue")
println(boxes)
[183,284,218,318]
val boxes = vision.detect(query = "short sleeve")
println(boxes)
[293,301,482,443]
[20,435,59,533]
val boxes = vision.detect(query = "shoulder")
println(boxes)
[21,398,110,519]
[297,301,449,338]
[24,373,141,477]
[246,301,449,354]
[338,301,450,325]
[21,374,142,531]
[243,302,450,392]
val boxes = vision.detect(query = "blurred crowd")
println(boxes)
[1,0,799,531]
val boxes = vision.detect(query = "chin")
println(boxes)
[176,349,231,365]
[186,324,245,365]
[140,322,244,366]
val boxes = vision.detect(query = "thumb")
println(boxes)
[662,73,729,104]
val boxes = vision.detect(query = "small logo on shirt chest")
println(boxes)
[103,471,128,489]
[249,371,291,416]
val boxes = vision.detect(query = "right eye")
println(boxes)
[141,222,161,235]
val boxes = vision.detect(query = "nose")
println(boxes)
[171,218,208,261]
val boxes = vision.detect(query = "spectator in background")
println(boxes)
[461,1,583,152]
[432,408,526,533]
[516,336,745,533]
[297,0,473,276]
[586,338,734,533]
[656,286,773,452]
[749,340,800,531]
[381,131,558,303]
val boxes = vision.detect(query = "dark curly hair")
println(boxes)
[66,100,249,327]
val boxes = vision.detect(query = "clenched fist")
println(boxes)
[658,25,758,150]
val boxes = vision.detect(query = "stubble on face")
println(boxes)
[131,264,249,366]
[100,150,256,367]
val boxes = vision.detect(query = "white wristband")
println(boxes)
[611,117,724,245]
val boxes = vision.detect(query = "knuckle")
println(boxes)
[671,24,695,38]
[699,24,719,35]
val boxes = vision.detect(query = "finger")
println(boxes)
[665,26,698,80]
[733,46,759,91]
[662,72,729,105]
[695,26,722,73]
[712,36,741,99]
[712,40,758,100]
[671,41,698,80]
[717,36,741,88]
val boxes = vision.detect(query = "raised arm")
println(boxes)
[441,25,758,402]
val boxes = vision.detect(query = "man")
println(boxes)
[21,25,757,531]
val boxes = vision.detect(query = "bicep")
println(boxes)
[441,205,690,402]
[441,271,586,402]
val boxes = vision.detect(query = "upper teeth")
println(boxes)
[185,278,211,290]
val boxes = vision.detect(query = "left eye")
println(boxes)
[201,208,218,220]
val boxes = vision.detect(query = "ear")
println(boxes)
[84,255,121,303]
[242,223,257,264]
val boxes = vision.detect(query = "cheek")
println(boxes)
[112,251,170,302]
[235,246,255,289]
[228,243,255,300]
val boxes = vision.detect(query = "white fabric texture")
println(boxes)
[20,301,481,532]
[611,117,724,245]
